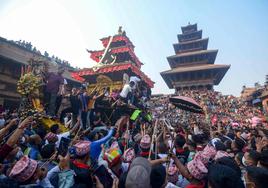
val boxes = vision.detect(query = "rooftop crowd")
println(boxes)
[2,37,74,69]
[0,66,268,188]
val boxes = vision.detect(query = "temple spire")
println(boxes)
[161,23,230,92]
[118,26,126,36]
[118,26,123,35]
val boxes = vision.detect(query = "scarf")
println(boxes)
[140,151,150,157]
[176,148,185,154]
[72,160,91,170]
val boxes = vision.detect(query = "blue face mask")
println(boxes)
[0,118,5,127]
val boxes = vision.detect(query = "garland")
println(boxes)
[17,73,40,96]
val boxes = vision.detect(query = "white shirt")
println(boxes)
[120,84,132,98]
[56,131,70,148]
[45,131,71,147]
[63,79,68,85]
[166,182,181,188]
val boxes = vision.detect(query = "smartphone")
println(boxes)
[93,165,113,188]
[58,137,71,156]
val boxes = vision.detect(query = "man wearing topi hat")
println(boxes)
[9,155,51,187]
[138,134,156,159]
[69,140,94,187]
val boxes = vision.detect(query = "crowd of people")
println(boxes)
[0,69,268,188]
[6,38,73,68]
[150,89,266,128]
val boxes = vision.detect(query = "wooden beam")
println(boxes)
[0,74,18,84]
[0,43,46,65]
[0,96,20,102]
[0,90,20,98]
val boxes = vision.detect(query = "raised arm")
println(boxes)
[149,157,167,166]
[172,154,192,180]
[0,118,18,140]
[69,118,81,135]
[90,128,115,160]
[93,128,115,145]
[6,117,33,147]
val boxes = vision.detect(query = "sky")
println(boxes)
[0,0,268,96]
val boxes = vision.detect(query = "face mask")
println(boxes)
[188,135,192,141]
[16,148,23,160]
[20,136,26,144]
[0,118,5,127]
[242,156,248,167]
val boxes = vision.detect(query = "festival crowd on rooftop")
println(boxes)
[0,65,268,188]
[3,38,73,69]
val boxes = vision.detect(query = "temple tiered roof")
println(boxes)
[88,45,142,68]
[167,50,218,68]
[161,23,230,91]
[173,38,209,54]
[71,62,154,88]
[72,27,154,88]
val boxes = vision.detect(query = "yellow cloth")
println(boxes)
[41,117,68,132]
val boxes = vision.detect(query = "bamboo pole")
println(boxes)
[124,118,130,152]
[148,119,158,159]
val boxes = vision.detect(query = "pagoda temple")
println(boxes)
[161,23,230,92]
[71,27,154,92]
